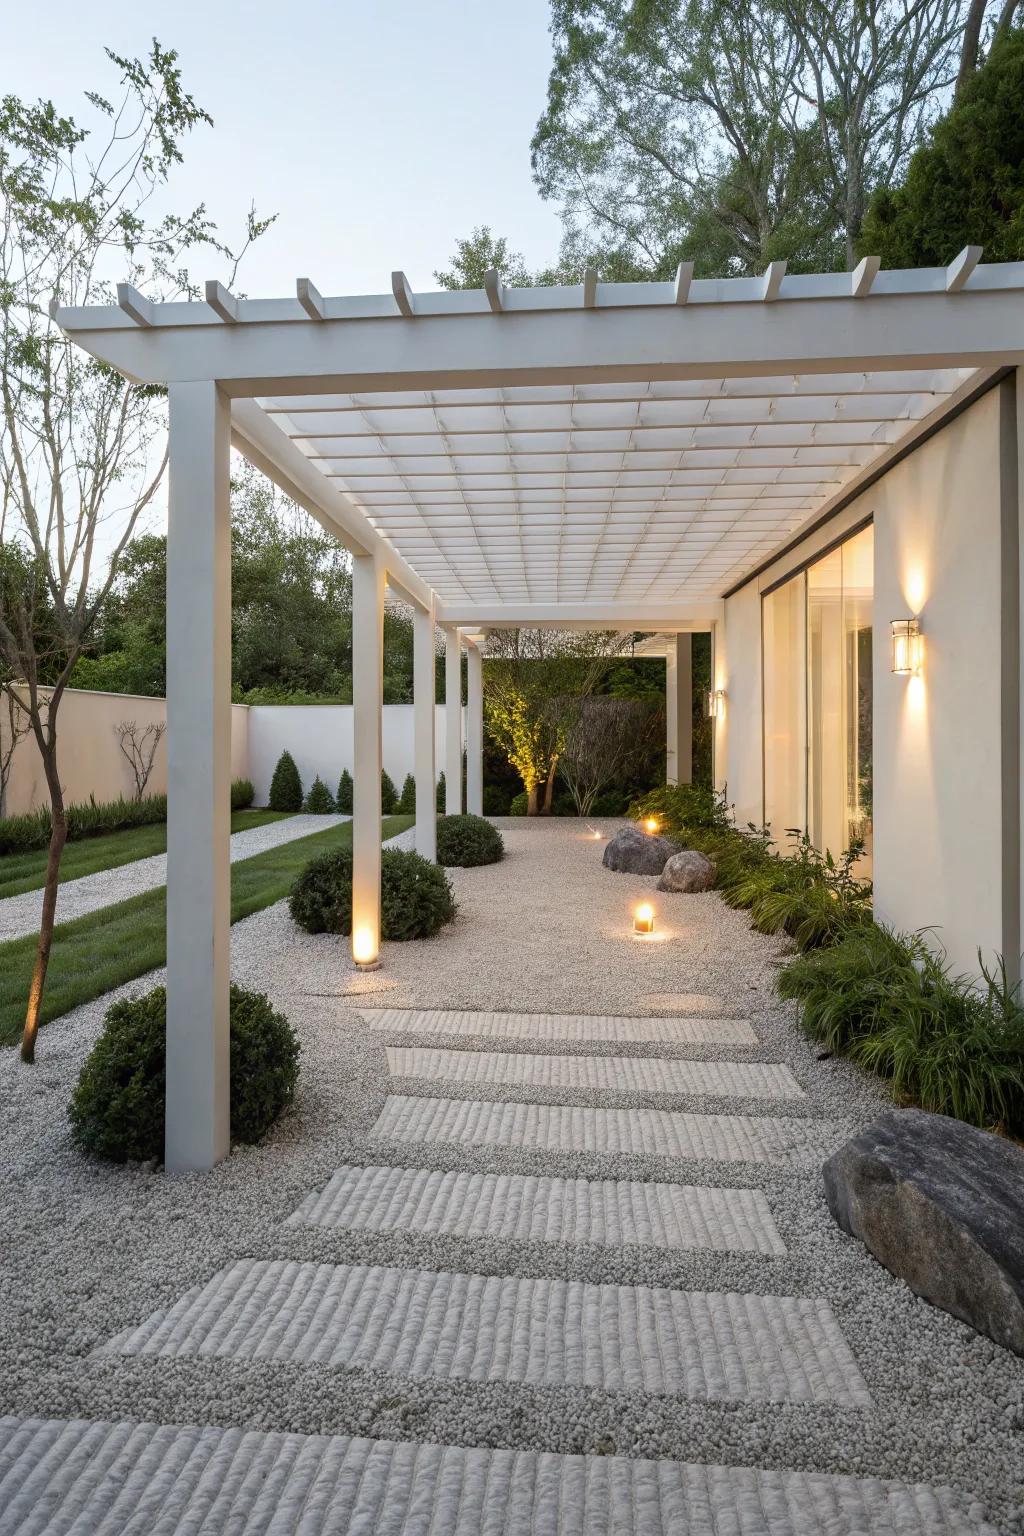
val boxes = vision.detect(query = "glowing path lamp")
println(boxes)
[891,618,923,674]
[351,925,380,971]
[643,816,659,835]
[633,902,656,936]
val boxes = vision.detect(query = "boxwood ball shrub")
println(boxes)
[436,813,504,867]
[69,984,300,1163]
[336,768,354,813]
[231,778,255,811]
[305,775,335,814]
[269,750,303,812]
[289,845,456,939]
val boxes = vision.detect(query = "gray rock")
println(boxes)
[657,850,715,893]
[601,826,677,876]
[823,1109,1024,1356]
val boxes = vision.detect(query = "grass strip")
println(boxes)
[0,809,293,901]
[0,816,412,1046]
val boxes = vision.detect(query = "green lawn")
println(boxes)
[0,809,292,901]
[0,815,412,1046]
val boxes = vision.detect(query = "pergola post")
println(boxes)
[165,381,231,1173]
[444,627,463,814]
[466,642,484,815]
[666,633,693,786]
[413,602,437,861]
[351,553,385,966]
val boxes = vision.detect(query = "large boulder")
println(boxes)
[823,1109,1024,1355]
[602,826,677,876]
[657,849,715,893]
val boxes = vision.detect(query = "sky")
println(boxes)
[3,0,565,296]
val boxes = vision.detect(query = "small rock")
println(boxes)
[823,1108,1024,1356]
[601,826,677,876]
[656,850,715,893]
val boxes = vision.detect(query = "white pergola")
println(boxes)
[56,249,1024,1170]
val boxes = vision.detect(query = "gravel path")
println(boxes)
[0,817,1021,1534]
[0,813,350,942]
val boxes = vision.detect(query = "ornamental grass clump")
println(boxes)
[436,813,504,867]
[289,846,456,939]
[0,793,168,855]
[69,984,300,1162]
[230,778,255,811]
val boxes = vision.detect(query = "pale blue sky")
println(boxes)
[5,0,564,295]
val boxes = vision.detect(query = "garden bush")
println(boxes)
[398,773,416,814]
[0,792,168,856]
[381,770,398,814]
[436,813,504,867]
[68,984,300,1162]
[482,784,512,815]
[305,776,335,814]
[336,768,353,813]
[436,772,447,812]
[509,790,528,816]
[289,846,456,939]
[231,778,255,811]
[269,750,303,812]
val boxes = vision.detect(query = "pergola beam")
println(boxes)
[436,603,723,629]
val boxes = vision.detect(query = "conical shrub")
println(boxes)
[336,768,353,813]
[381,770,398,814]
[398,772,416,814]
[269,750,303,812]
[305,776,335,814]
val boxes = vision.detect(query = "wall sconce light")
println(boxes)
[352,926,380,971]
[633,902,655,935]
[705,688,726,719]
[891,618,923,675]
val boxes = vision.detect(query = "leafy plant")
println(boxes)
[0,793,168,856]
[436,813,505,867]
[381,770,398,814]
[230,778,255,811]
[397,773,416,814]
[289,846,456,939]
[509,790,528,816]
[336,768,354,813]
[436,772,446,813]
[304,776,334,814]
[68,984,300,1162]
[269,751,303,812]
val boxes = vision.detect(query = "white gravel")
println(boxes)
[0,813,351,942]
[0,817,1022,1534]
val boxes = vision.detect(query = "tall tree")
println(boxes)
[0,44,269,1062]
[434,227,532,289]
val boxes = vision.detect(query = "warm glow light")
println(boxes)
[705,688,726,719]
[644,817,659,834]
[891,618,923,675]
[352,925,379,969]
[634,902,655,935]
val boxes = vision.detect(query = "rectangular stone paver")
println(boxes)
[373,1094,845,1167]
[387,1047,803,1100]
[101,1260,870,1405]
[0,1419,998,1536]
[287,1164,786,1255]
[361,1007,758,1046]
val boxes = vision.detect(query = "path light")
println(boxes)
[891,617,923,674]
[587,826,603,840]
[634,902,656,935]
[644,816,659,835]
[352,926,380,971]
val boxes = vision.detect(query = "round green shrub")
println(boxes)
[68,984,300,1163]
[381,770,398,814]
[305,775,335,814]
[336,768,354,813]
[436,813,504,867]
[289,846,456,939]
[509,790,528,816]
[269,750,303,812]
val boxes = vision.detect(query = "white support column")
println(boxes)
[665,633,693,785]
[444,627,463,814]
[165,381,231,1173]
[466,642,484,815]
[413,602,437,861]
[351,552,385,966]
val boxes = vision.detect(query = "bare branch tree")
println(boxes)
[0,683,30,816]
[113,719,166,801]
[559,697,661,816]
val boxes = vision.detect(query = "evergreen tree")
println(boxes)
[305,776,335,814]
[398,773,416,814]
[269,751,303,812]
[381,770,398,814]
[436,772,446,813]
[336,768,354,813]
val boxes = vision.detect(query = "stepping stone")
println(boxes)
[386,1048,802,1100]
[0,1418,998,1535]
[360,1007,758,1046]
[288,1164,786,1255]
[373,1095,844,1167]
[100,1260,870,1406]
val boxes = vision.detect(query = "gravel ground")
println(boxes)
[1,817,1022,1533]
[0,813,351,942]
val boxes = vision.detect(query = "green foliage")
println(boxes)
[862,30,1024,266]
[436,814,505,867]
[483,783,513,815]
[434,227,531,289]
[289,846,456,939]
[0,793,167,856]
[381,770,398,814]
[397,773,416,814]
[304,776,335,814]
[509,790,529,816]
[436,772,446,812]
[269,751,303,812]
[68,984,300,1162]
[779,931,1024,1135]
[231,778,255,811]
[336,769,354,813]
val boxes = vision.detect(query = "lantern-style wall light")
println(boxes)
[633,902,655,935]
[891,618,923,675]
[705,688,726,719]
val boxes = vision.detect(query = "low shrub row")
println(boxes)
[270,753,431,817]
[289,846,457,939]
[0,778,262,856]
